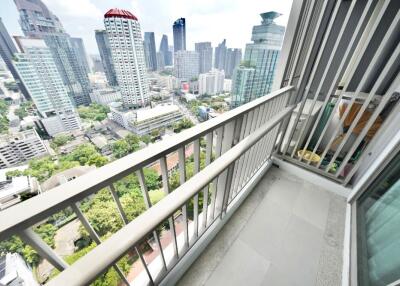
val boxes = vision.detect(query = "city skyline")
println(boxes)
[1,0,292,55]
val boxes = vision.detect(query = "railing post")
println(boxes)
[19,228,69,271]
[215,120,236,218]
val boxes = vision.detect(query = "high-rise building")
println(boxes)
[156,52,165,71]
[90,54,104,73]
[14,38,81,136]
[195,42,213,74]
[95,30,117,86]
[70,37,91,74]
[144,32,157,71]
[104,8,149,108]
[230,66,256,107]
[214,39,242,79]
[0,18,30,99]
[159,34,172,66]
[224,48,242,78]
[230,12,284,108]
[199,69,225,96]
[214,39,227,70]
[174,51,199,81]
[14,0,92,106]
[173,18,186,52]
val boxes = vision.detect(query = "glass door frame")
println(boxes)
[348,139,400,286]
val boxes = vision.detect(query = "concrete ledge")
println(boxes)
[272,156,350,198]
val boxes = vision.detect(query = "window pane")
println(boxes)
[357,152,400,286]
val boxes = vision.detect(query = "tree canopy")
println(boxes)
[111,134,140,159]
[78,103,110,121]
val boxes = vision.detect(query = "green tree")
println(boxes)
[14,107,28,119]
[78,103,110,121]
[0,99,8,114]
[61,144,108,167]
[111,139,130,159]
[51,134,73,148]
[141,134,151,145]
[173,118,194,133]
[111,134,140,159]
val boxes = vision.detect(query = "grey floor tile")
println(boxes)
[292,182,331,230]
[205,239,271,286]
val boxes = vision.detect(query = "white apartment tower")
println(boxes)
[14,38,81,136]
[199,69,225,96]
[104,8,150,108]
[174,50,200,81]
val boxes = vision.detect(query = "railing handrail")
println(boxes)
[0,86,293,240]
[46,104,295,286]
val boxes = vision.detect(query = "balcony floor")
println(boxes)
[177,166,346,286]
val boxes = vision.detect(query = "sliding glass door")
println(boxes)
[356,152,400,286]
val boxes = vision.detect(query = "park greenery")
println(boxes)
[111,134,140,159]
[0,99,9,134]
[50,134,73,149]
[173,118,194,133]
[78,103,110,121]
[14,101,33,119]
[6,144,108,182]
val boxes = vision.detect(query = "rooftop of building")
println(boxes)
[135,105,180,122]
[104,8,138,21]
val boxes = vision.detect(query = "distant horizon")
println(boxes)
[1,0,292,55]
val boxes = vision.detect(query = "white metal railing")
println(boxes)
[0,86,293,285]
[277,0,400,185]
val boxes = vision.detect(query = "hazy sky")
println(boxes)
[1,0,293,55]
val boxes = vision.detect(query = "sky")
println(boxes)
[1,0,293,55]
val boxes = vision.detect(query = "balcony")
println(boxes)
[1,0,399,285]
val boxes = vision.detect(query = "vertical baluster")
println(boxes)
[136,169,168,272]
[215,120,236,218]
[201,132,213,233]
[208,126,223,223]
[231,114,248,196]
[160,156,179,261]
[236,110,254,193]
[192,139,201,240]
[241,107,260,185]
[177,147,189,249]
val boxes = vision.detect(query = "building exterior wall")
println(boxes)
[144,32,157,71]
[90,88,122,105]
[174,51,199,81]
[159,34,172,66]
[14,38,81,136]
[70,37,91,75]
[195,42,213,74]
[173,18,186,52]
[199,69,225,95]
[0,18,30,100]
[14,0,92,106]
[104,12,150,108]
[231,67,256,108]
[95,30,118,86]
[230,12,284,108]
[0,129,48,168]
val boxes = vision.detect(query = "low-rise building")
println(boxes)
[109,104,183,136]
[41,166,95,192]
[0,129,48,168]
[0,166,39,210]
[90,88,122,105]
[0,253,39,285]
[130,105,183,135]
